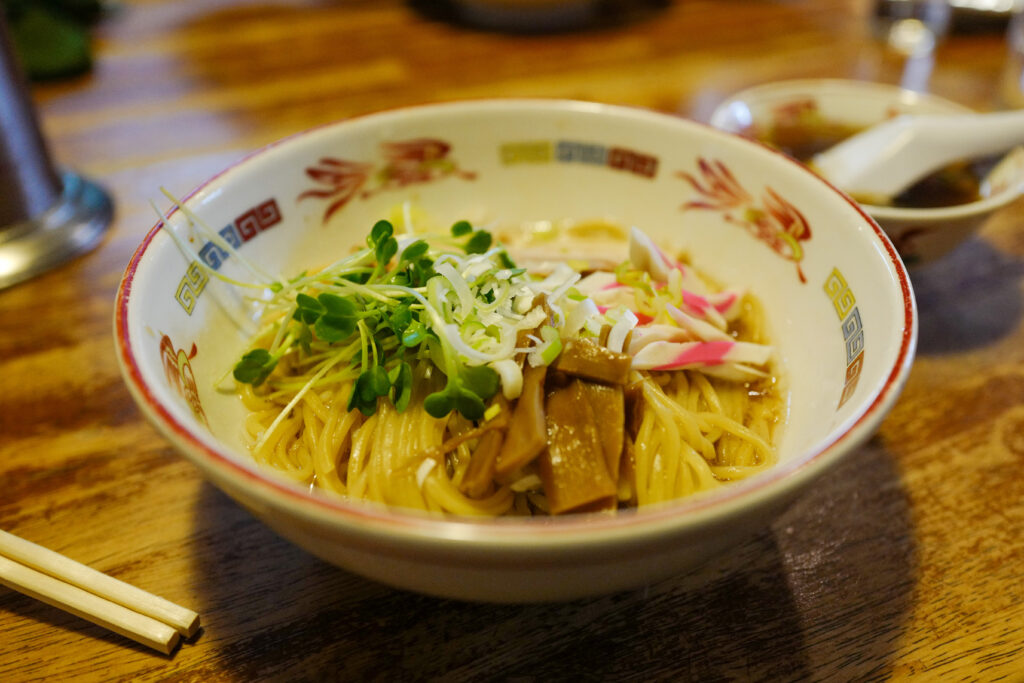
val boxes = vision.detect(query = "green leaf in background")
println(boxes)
[3,1,102,81]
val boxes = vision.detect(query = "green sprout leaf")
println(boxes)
[400,239,429,262]
[450,220,472,237]
[319,292,356,316]
[233,348,277,386]
[293,293,324,324]
[339,270,371,285]
[388,304,412,337]
[389,361,413,412]
[304,293,357,343]
[465,230,492,254]
[348,364,392,416]
[314,315,355,343]
[407,259,435,287]
[454,392,486,421]
[459,364,500,400]
[423,391,453,419]
[369,219,394,247]
[296,323,313,353]
[401,320,428,347]
[423,364,499,421]
[367,365,390,396]
[233,216,520,421]
[376,236,398,267]
[497,250,517,269]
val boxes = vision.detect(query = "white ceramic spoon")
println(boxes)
[811,109,1024,201]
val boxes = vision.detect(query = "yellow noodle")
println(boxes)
[240,384,274,411]
[630,372,778,503]
[632,407,658,505]
[243,357,780,513]
[300,400,320,459]
[346,413,377,499]
[710,465,768,479]
[302,390,333,424]
[238,262,782,515]
[311,386,349,494]
[695,411,774,457]
[422,468,515,516]
[692,372,721,414]
[645,378,717,461]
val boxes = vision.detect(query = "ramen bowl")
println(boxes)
[115,99,916,602]
[709,79,1024,266]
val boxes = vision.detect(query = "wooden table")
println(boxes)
[3,1,1023,679]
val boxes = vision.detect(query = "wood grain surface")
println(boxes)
[2,1,1023,680]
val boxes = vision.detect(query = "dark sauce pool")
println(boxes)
[751,120,997,209]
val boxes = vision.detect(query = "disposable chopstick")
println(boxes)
[0,555,180,654]
[0,529,200,652]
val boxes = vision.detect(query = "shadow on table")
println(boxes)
[910,237,1024,355]
[188,437,914,681]
[0,590,181,659]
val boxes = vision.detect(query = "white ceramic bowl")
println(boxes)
[115,99,916,602]
[709,79,1024,266]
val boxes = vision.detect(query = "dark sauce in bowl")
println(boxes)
[752,119,996,208]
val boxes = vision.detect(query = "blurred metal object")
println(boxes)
[947,0,1022,15]
[878,0,1024,34]
[873,0,953,55]
[1000,8,1024,106]
[872,0,953,91]
[950,0,1024,8]
[0,13,111,290]
[947,0,1024,33]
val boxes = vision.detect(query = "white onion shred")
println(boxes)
[415,458,436,488]
[490,359,524,399]
[606,309,639,353]
[565,298,599,337]
[404,224,770,400]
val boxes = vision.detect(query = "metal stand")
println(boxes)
[0,13,111,290]
[0,169,113,289]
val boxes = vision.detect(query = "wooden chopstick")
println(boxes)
[0,529,199,654]
[0,555,181,654]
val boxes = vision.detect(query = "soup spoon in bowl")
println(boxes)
[811,108,1024,203]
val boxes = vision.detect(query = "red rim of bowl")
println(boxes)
[114,99,918,548]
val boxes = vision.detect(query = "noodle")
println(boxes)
[231,218,784,516]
